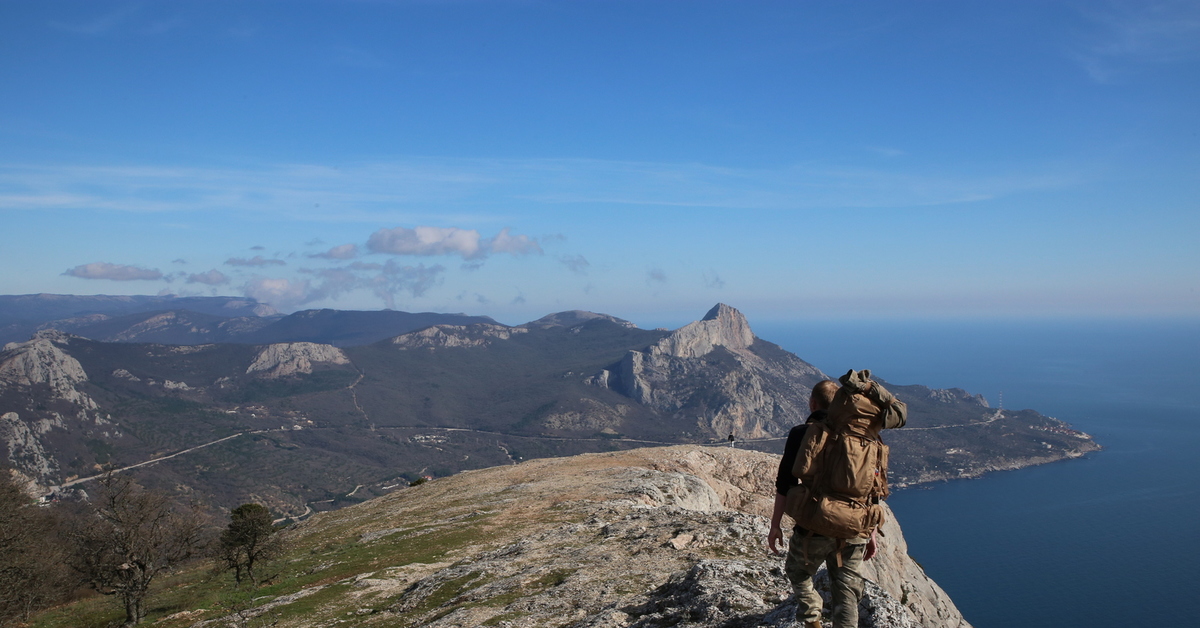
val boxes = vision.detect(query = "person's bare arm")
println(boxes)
[864,527,879,561]
[768,493,787,555]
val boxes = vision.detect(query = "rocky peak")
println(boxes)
[246,342,351,378]
[0,334,94,408]
[649,303,754,359]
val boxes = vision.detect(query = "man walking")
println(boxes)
[767,372,906,628]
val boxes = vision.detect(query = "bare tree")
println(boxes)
[218,503,282,586]
[0,470,75,627]
[70,473,207,626]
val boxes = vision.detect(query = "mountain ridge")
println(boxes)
[0,302,1099,518]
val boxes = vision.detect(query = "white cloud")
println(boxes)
[486,228,542,256]
[368,226,484,258]
[186,270,230,285]
[309,243,359,260]
[243,278,312,311]
[62,262,163,281]
[226,255,286,267]
[366,226,541,260]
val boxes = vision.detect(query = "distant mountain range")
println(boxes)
[0,293,496,346]
[0,295,1099,517]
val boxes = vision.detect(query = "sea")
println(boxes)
[754,318,1200,628]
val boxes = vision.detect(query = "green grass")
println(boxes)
[29,510,504,628]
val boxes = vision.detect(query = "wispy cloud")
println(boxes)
[0,156,1082,219]
[558,254,590,274]
[1071,0,1200,82]
[331,46,386,69]
[703,270,725,289]
[186,270,230,285]
[63,262,163,281]
[226,255,286,267]
[309,243,359,260]
[239,260,446,311]
[48,6,138,35]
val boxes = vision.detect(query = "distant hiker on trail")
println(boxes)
[767,371,907,628]
[728,432,736,448]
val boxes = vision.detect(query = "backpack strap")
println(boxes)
[833,538,846,568]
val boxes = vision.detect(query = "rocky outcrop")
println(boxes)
[593,304,825,440]
[205,446,969,628]
[246,342,351,378]
[0,411,59,481]
[391,323,527,350]
[0,330,96,408]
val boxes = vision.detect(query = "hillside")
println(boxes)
[32,446,971,628]
[0,303,1098,516]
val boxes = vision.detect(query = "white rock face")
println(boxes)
[595,304,824,440]
[247,342,351,378]
[650,303,755,359]
[0,332,96,408]
[0,412,59,479]
[391,323,527,350]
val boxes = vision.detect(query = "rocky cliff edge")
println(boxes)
[230,446,971,628]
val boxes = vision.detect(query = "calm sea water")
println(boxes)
[754,318,1200,628]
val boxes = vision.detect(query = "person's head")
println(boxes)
[809,380,838,412]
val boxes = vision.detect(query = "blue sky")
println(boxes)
[1,0,1197,327]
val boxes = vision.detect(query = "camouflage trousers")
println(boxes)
[784,528,866,628]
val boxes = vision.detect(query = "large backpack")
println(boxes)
[785,370,903,538]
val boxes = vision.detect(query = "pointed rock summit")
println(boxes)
[650,303,755,359]
[588,304,824,440]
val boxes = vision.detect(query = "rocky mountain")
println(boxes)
[0,303,1098,518]
[589,303,823,439]
[37,446,971,628]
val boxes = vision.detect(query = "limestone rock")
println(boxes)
[593,304,825,440]
[649,303,755,359]
[0,331,96,408]
[0,412,59,480]
[260,446,970,628]
[391,323,527,350]
[246,342,351,378]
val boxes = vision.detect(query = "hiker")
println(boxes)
[767,371,907,628]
